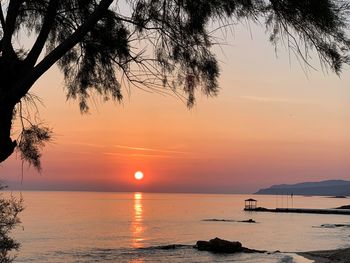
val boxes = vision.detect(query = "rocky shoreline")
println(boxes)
[142,238,350,263]
[298,247,350,263]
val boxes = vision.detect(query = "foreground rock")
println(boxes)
[196,238,242,253]
[335,205,350,209]
[195,237,265,254]
[298,247,350,263]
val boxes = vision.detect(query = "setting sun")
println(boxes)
[134,171,144,180]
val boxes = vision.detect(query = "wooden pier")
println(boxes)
[244,207,350,215]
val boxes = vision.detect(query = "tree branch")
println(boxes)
[0,4,6,29]
[25,0,59,67]
[17,0,114,98]
[2,0,23,59]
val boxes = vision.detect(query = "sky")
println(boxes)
[1,20,350,193]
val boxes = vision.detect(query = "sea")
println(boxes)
[10,192,350,262]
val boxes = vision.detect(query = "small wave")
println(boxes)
[278,255,294,263]
[202,218,257,223]
[278,254,313,263]
[202,218,236,222]
[22,246,316,263]
[319,223,350,228]
[139,244,192,250]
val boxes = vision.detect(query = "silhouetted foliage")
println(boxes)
[18,125,51,170]
[0,185,23,263]
[0,0,350,167]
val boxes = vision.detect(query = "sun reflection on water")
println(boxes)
[132,192,145,248]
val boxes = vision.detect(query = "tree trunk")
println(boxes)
[0,103,17,163]
[0,54,24,163]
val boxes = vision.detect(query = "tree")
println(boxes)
[0,0,349,168]
[0,185,23,263]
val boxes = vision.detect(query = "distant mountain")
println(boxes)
[255,180,350,196]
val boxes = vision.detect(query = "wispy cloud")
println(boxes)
[68,142,190,158]
[68,142,106,148]
[238,95,316,105]
[111,144,188,154]
[102,152,188,159]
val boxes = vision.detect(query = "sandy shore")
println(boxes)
[298,247,350,263]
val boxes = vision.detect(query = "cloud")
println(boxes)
[102,152,187,159]
[69,142,191,158]
[68,142,106,148]
[238,95,316,105]
[111,144,188,154]
[69,142,188,154]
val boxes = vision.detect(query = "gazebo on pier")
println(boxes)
[244,198,257,210]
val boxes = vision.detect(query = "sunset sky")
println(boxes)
[1,22,350,193]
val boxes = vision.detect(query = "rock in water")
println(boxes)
[196,241,212,251]
[239,219,256,223]
[196,237,243,253]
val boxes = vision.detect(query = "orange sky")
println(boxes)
[1,23,350,193]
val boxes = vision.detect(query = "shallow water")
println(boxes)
[11,192,350,262]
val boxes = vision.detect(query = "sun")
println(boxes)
[134,171,144,181]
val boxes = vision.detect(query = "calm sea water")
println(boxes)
[11,192,350,262]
